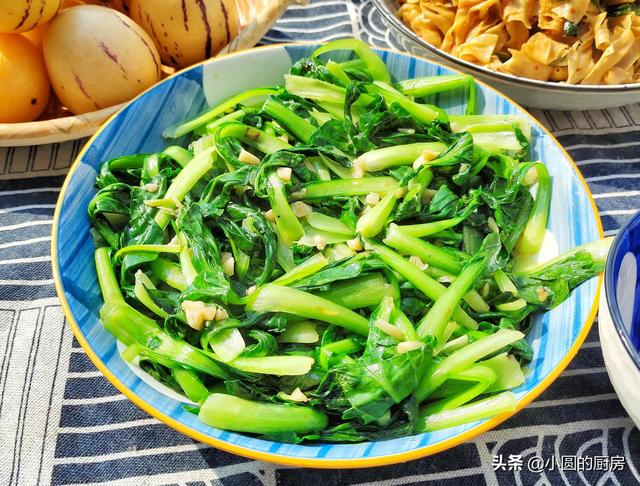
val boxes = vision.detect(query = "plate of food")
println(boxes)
[372,0,640,110]
[53,39,606,467]
[0,0,298,146]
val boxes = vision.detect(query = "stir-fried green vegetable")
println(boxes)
[88,39,609,443]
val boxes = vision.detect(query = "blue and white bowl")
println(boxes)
[600,211,640,428]
[52,43,603,467]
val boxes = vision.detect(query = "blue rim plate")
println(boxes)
[605,211,640,371]
[52,43,604,468]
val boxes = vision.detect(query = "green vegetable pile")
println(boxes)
[89,39,609,443]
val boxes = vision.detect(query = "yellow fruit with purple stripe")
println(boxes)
[43,5,161,115]
[130,0,239,69]
[0,0,61,33]
[0,34,50,122]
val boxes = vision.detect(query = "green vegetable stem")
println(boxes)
[88,38,607,443]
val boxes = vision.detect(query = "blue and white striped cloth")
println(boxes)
[1,1,638,484]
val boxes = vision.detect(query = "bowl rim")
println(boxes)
[51,41,605,469]
[371,0,640,93]
[604,210,640,371]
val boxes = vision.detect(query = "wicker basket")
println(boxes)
[0,0,301,147]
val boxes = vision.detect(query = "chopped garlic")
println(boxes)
[365,192,380,206]
[523,166,539,186]
[291,201,313,218]
[264,209,275,222]
[279,387,309,403]
[276,166,292,182]
[238,148,260,165]
[423,149,439,161]
[438,275,453,284]
[409,255,428,271]
[397,341,424,354]
[142,183,158,193]
[394,187,407,198]
[347,238,363,251]
[246,128,260,141]
[245,285,257,296]
[290,189,306,200]
[352,159,365,178]
[220,252,235,276]
[313,235,326,250]
[412,149,439,170]
[536,286,549,303]
[422,189,437,204]
[398,128,415,135]
[412,157,425,171]
[374,319,405,340]
[487,217,499,234]
[181,300,217,330]
[214,307,229,321]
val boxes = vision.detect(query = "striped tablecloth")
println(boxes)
[1,1,639,484]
